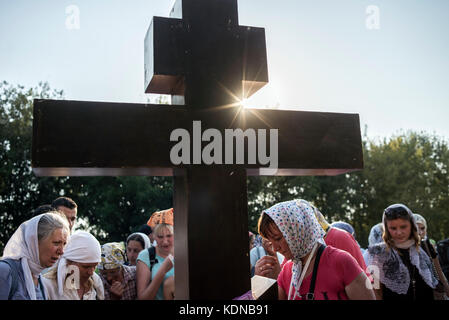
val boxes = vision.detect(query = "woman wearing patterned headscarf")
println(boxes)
[363,222,384,265]
[136,223,174,300]
[98,242,137,300]
[365,204,439,300]
[258,199,375,300]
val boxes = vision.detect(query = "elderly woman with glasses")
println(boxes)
[365,204,439,300]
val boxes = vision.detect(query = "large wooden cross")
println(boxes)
[32,0,363,299]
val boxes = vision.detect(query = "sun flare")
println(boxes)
[240,98,250,109]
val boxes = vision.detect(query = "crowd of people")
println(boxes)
[0,197,174,300]
[1,196,448,300]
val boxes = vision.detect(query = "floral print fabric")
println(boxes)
[263,199,325,299]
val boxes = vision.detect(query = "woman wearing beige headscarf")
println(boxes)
[42,230,104,300]
[0,213,70,300]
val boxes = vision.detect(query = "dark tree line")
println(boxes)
[1,82,448,251]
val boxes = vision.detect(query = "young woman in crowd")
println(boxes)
[98,242,137,300]
[258,199,375,300]
[365,204,438,300]
[136,223,174,300]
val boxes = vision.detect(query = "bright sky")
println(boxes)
[1,0,448,141]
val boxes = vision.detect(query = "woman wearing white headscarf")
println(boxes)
[125,232,151,266]
[258,199,375,300]
[363,222,384,265]
[98,242,137,300]
[0,212,70,300]
[41,230,104,300]
[413,213,449,298]
[413,213,437,247]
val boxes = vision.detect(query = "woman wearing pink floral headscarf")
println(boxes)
[258,199,375,300]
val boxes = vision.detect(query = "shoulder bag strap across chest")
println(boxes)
[305,244,326,300]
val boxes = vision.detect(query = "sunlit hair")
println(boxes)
[257,212,277,240]
[37,211,70,242]
[153,223,174,237]
[382,210,420,251]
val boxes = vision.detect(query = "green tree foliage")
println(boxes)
[1,82,448,251]
[0,82,172,251]
[68,176,172,242]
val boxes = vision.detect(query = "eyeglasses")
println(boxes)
[384,206,410,219]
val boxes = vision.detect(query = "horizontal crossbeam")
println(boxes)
[32,99,363,176]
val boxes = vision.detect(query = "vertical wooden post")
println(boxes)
[174,166,250,299]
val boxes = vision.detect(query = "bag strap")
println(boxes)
[305,244,326,300]
[423,239,437,259]
[148,246,158,272]
[0,259,19,300]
